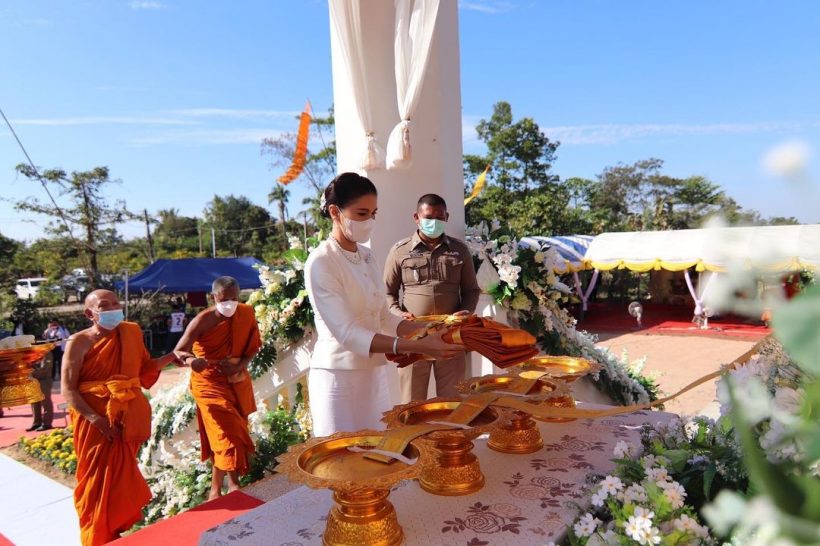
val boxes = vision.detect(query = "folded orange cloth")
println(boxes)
[387,316,539,369]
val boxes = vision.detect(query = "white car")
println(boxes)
[15,277,49,299]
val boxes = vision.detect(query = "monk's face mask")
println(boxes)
[215,300,238,318]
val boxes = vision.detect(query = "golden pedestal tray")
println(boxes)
[382,397,500,496]
[0,342,54,407]
[520,355,601,383]
[457,374,568,454]
[276,429,433,546]
[518,356,602,423]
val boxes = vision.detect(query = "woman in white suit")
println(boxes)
[305,172,462,436]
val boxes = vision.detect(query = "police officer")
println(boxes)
[384,194,480,402]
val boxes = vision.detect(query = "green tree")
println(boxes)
[268,185,290,240]
[14,165,132,285]
[464,101,585,235]
[203,195,274,257]
[0,233,20,293]
[153,208,202,257]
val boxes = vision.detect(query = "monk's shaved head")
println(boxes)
[84,289,119,310]
[212,276,239,294]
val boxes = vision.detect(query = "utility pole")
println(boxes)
[298,211,309,249]
[198,222,203,255]
[211,227,216,258]
[143,209,155,262]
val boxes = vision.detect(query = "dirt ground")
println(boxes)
[1,444,77,488]
[593,332,757,417]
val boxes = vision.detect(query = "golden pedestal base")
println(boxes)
[487,411,543,454]
[420,436,485,496]
[0,343,52,407]
[324,489,403,546]
[382,398,500,497]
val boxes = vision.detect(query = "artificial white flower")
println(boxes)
[599,475,625,496]
[660,480,687,509]
[287,235,303,249]
[572,513,601,537]
[591,491,607,507]
[638,526,662,545]
[622,483,648,503]
[613,440,632,458]
[646,466,670,484]
[625,511,653,542]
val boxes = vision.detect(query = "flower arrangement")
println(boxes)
[245,238,316,378]
[567,441,714,546]
[18,427,77,474]
[139,398,309,525]
[466,222,660,406]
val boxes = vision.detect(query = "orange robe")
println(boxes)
[190,303,261,474]
[70,322,160,546]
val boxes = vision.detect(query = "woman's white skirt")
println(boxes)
[308,365,392,437]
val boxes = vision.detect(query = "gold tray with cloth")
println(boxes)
[276,429,434,546]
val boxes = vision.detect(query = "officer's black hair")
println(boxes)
[417,193,447,211]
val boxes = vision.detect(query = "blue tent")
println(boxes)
[115,257,264,293]
[518,235,594,273]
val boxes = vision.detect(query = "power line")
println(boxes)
[0,106,79,246]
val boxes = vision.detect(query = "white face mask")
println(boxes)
[339,210,375,243]
[215,300,238,317]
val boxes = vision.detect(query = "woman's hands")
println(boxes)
[411,329,462,360]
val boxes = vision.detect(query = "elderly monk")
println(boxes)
[174,276,262,500]
[62,290,177,546]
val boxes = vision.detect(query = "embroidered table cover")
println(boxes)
[199,408,674,545]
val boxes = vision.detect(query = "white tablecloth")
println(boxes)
[200,409,673,545]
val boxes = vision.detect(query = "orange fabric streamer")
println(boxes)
[387,316,539,369]
[190,303,261,474]
[464,164,490,205]
[277,103,312,185]
[70,322,159,546]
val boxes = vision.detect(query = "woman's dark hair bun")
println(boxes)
[320,172,377,218]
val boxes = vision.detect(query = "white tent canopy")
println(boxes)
[583,224,820,273]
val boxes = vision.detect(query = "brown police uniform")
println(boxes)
[384,231,480,402]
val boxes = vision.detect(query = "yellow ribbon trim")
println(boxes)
[79,375,141,427]
[365,423,461,463]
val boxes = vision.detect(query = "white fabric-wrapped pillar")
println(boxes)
[328,0,385,170]
[386,0,441,170]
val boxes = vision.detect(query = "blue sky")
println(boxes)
[2,0,818,242]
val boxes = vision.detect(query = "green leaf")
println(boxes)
[702,465,717,499]
[772,283,820,376]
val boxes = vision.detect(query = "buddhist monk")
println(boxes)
[174,276,262,500]
[62,289,177,546]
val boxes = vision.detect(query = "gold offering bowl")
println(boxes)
[382,397,501,496]
[518,356,600,422]
[276,430,433,546]
[0,343,54,407]
[457,374,564,454]
[520,355,600,383]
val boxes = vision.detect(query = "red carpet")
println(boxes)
[578,303,770,341]
[113,491,264,545]
[0,390,68,448]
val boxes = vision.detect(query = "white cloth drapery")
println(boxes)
[328,0,385,171]
[386,0,440,170]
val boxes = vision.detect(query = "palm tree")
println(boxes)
[268,185,290,238]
